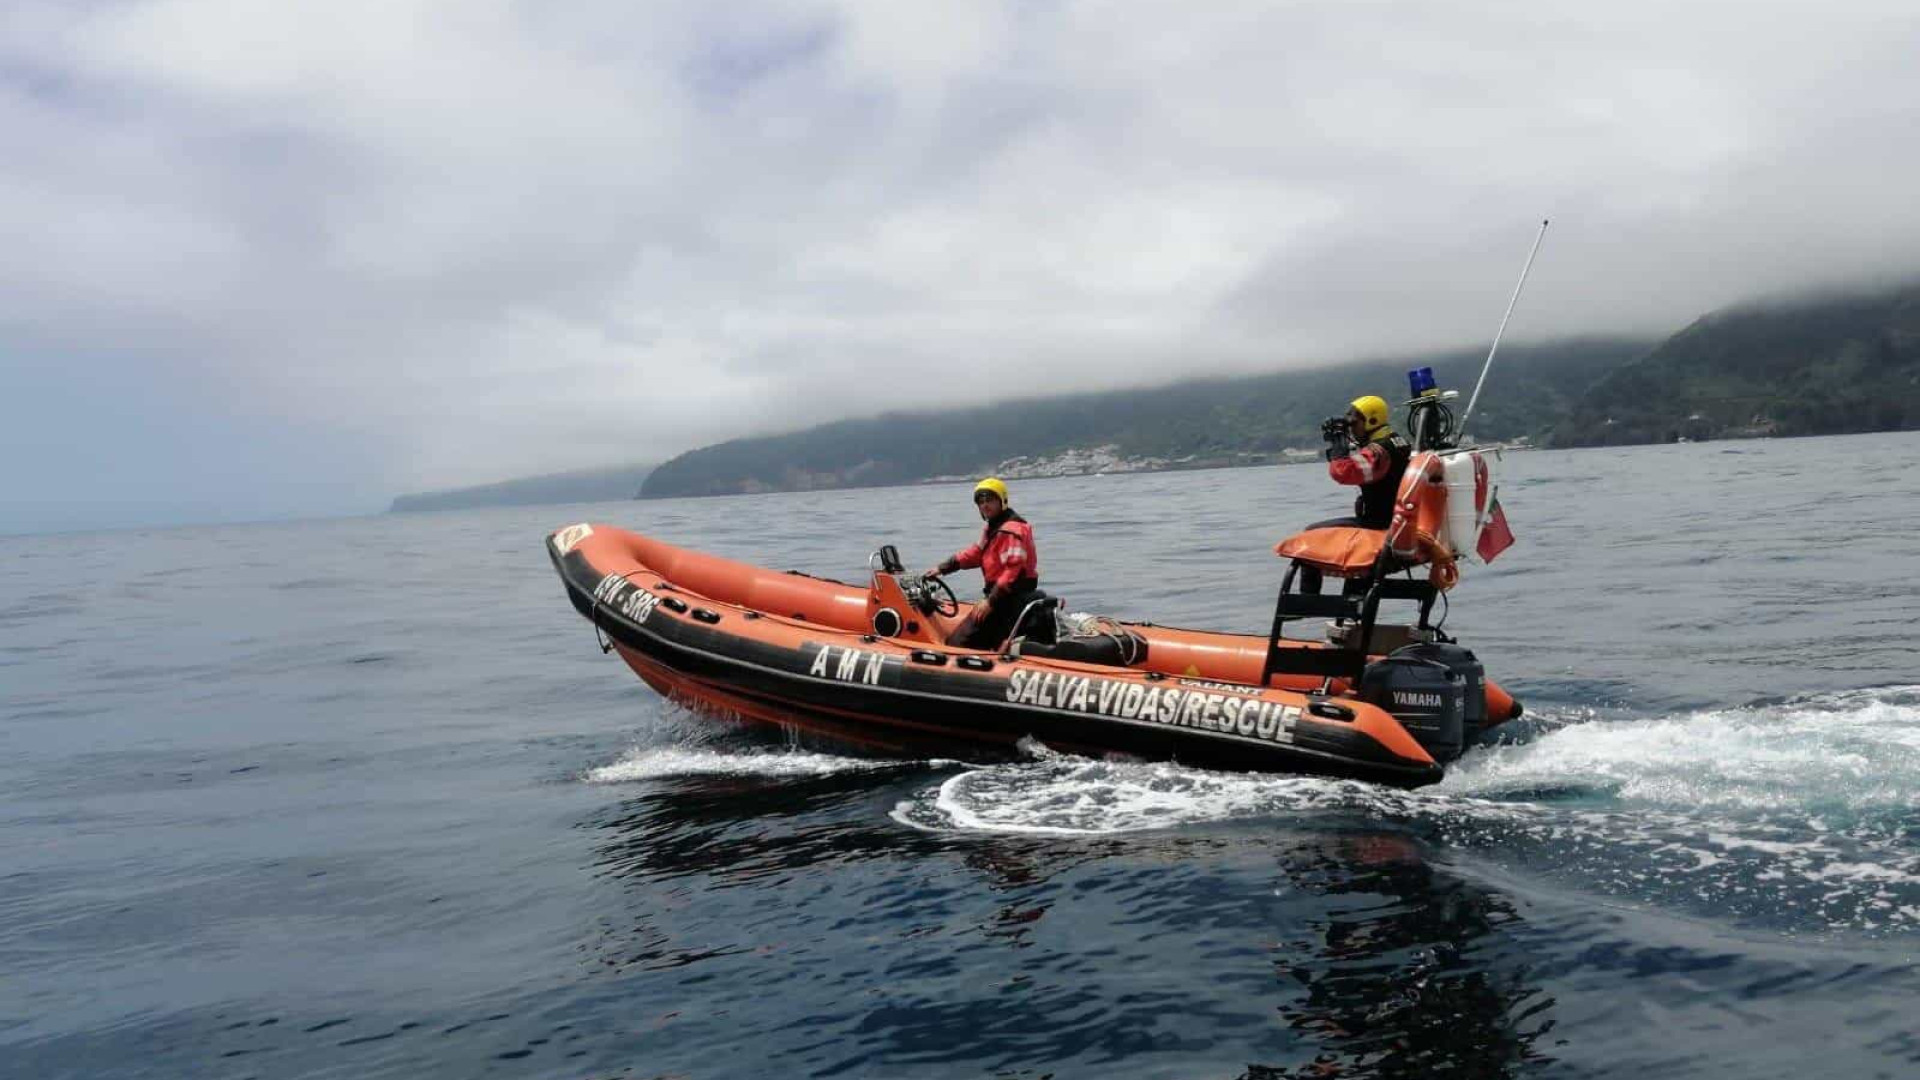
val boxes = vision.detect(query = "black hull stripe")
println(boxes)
[556,548,1441,788]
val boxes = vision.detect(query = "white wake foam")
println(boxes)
[891,757,1415,835]
[1445,686,1920,819]
[583,746,893,784]
[891,687,1920,934]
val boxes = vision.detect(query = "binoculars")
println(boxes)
[1320,415,1350,442]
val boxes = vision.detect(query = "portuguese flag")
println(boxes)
[1476,496,1515,563]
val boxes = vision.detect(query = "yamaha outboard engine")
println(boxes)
[1358,644,1478,763]
[1398,642,1487,734]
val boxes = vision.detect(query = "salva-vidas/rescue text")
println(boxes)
[1004,670,1298,743]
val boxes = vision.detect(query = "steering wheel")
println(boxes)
[914,574,960,618]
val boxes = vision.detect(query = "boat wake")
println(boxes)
[1446,685,1920,821]
[582,746,899,784]
[890,752,1416,835]
[893,687,1920,934]
[580,703,917,783]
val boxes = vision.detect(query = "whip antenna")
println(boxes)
[1459,219,1550,437]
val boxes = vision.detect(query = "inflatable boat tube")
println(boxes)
[548,524,1521,788]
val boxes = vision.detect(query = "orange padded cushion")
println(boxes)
[1273,527,1387,577]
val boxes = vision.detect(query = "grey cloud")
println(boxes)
[3,0,1917,531]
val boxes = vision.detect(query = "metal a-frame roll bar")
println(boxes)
[1259,554,1439,685]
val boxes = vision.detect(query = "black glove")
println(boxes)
[1319,416,1349,457]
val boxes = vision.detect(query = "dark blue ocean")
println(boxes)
[5,433,1920,1079]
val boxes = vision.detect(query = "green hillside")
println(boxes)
[640,339,1648,498]
[1554,284,1920,445]
[398,281,1919,508]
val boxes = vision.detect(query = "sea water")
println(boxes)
[4,432,1919,1078]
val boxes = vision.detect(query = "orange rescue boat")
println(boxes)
[547,452,1522,789]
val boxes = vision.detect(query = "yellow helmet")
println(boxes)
[972,477,1010,503]
[1348,395,1391,439]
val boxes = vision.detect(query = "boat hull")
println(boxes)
[548,524,1473,787]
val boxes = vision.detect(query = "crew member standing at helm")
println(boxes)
[1321,395,1412,529]
[924,477,1043,649]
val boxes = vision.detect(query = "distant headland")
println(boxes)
[389,280,1920,509]
[389,463,655,513]
[636,282,1919,499]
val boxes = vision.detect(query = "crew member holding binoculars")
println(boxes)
[1319,395,1412,530]
[1294,395,1413,595]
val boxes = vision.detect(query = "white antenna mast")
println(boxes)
[1459,219,1550,438]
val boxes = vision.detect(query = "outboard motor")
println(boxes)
[1358,648,1468,763]
[1397,641,1487,734]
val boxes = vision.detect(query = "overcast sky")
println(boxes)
[4,0,1917,533]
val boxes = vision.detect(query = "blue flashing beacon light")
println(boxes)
[1408,366,1438,398]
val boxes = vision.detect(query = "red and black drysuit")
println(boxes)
[1326,431,1413,528]
[936,509,1042,649]
[1299,430,1412,593]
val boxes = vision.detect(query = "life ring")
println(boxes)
[1385,453,1459,590]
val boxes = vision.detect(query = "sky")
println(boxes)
[3,0,1918,533]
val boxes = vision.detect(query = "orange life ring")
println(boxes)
[1384,453,1459,590]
